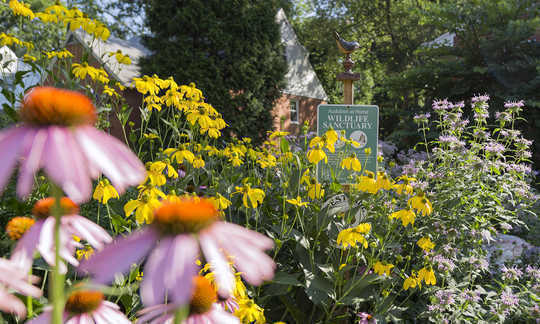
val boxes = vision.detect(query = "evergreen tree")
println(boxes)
[141,0,288,144]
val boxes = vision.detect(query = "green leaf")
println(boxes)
[280,137,290,153]
[110,213,130,233]
[303,269,335,305]
[340,274,383,305]
[295,241,312,272]
[2,104,18,122]
[14,70,29,86]
[279,295,306,322]
[292,231,311,250]
[272,271,301,286]
[264,283,292,297]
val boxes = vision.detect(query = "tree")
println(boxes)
[395,0,540,162]
[140,0,288,144]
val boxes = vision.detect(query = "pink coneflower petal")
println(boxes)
[199,231,235,298]
[141,237,172,306]
[136,304,178,323]
[95,301,131,324]
[37,217,78,273]
[42,126,92,203]
[141,235,199,306]
[13,215,91,274]
[0,126,27,192]
[69,313,92,324]
[74,126,145,194]
[0,289,27,318]
[166,235,200,303]
[220,242,274,286]
[151,314,172,324]
[0,258,42,318]
[0,261,41,298]
[36,217,57,267]
[11,219,44,272]
[214,222,274,250]
[79,228,159,284]
[16,127,46,197]
[66,215,112,250]
[205,305,241,324]
[207,222,275,285]
[185,305,240,324]
[30,299,130,323]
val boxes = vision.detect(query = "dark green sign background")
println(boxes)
[317,104,379,183]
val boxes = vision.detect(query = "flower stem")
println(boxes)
[173,305,189,324]
[26,268,33,318]
[51,184,65,324]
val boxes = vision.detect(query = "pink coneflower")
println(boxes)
[137,276,239,324]
[0,86,145,203]
[0,258,42,318]
[79,197,275,306]
[11,197,112,274]
[28,289,130,323]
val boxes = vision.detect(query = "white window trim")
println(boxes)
[290,100,299,124]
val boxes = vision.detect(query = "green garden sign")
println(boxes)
[316,104,379,183]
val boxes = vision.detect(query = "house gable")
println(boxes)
[276,8,328,101]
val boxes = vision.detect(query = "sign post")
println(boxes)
[318,32,379,184]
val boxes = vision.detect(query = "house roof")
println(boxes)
[276,8,328,101]
[68,9,328,101]
[67,30,151,87]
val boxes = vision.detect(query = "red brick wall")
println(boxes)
[273,93,326,134]
[109,88,143,140]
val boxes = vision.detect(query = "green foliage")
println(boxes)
[401,0,540,160]
[409,98,539,323]
[140,0,288,144]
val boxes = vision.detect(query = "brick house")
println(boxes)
[65,8,327,138]
[274,8,328,133]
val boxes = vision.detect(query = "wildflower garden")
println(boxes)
[0,1,539,324]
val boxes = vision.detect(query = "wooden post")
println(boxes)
[336,54,360,193]
[336,54,360,105]
[343,80,353,104]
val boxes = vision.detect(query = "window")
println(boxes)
[290,100,299,124]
